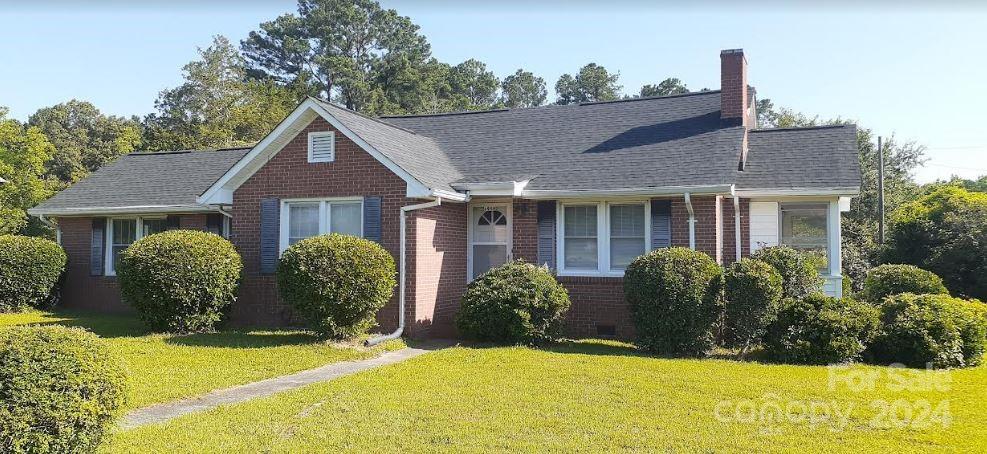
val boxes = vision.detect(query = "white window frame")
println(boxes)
[279,197,364,253]
[556,200,651,277]
[466,202,513,281]
[307,131,336,163]
[105,215,165,276]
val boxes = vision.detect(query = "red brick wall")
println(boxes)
[722,197,751,263]
[230,117,444,331]
[407,203,468,338]
[53,214,214,313]
[671,195,719,260]
[508,195,733,339]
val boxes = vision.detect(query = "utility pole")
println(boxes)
[877,136,885,244]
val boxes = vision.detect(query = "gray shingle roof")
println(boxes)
[32,92,861,215]
[739,125,860,190]
[312,99,462,192]
[381,91,748,191]
[30,148,250,213]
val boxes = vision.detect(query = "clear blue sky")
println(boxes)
[3,1,986,182]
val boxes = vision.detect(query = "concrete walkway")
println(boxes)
[120,342,449,430]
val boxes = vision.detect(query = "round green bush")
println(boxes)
[278,234,396,338]
[763,294,880,365]
[624,247,723,356]
[869,293,987,368]
[118,230,242,333]
[751,246,824,300]
[0,326,125,453]
[0,235,67,313]
[456,261,571,345]
[863,264,948,303]
[724,258,783,356]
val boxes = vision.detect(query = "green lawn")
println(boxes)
[106,340,986,453]
[0,311,402,411]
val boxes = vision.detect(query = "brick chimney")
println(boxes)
[720,49,749,127]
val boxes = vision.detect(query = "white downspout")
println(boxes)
[38,214,60,245]
[733,195,742,261]
[365,197,442,347]
[684,192,696,250]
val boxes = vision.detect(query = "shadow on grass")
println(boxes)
[455,338,777,364]
[36,311,150,338]
[164,330,322,348]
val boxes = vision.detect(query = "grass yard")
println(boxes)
[0,311,402,411]
[107,340,986,453]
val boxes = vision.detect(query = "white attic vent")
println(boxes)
[307,131,335,163]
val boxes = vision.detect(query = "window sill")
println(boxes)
[556,270,626,278]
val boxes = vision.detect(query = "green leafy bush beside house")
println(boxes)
[0,234,66,313]
[456,261,571,345]
[118,230,242,333]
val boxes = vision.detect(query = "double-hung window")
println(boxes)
[106,216,167,276]
[281,198,363,252]
[780,203,829,268]
[559,201,650,275]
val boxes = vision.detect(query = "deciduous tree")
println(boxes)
[0,108,56,234]
[555,63,621,104]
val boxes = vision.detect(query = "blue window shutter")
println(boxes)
[166,215,181,230]
[363,196,382,243]
[206,213,223,235]
[537,201,556,270]
[260,198,280,274]
[651,199,671,249]
[90,218,105,276]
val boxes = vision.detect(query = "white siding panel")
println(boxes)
[749,201,779,253]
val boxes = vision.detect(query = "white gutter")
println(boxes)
[733,195,742,260]
[684,192,696,250]
[27,204,215,217]
[365,197,443,346]
[522,184,734,200]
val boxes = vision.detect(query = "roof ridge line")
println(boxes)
[309,97,421,135]
[750,124,851,132]
[380,108,510,119]
[127,147,253,156]
[577,90,721,106]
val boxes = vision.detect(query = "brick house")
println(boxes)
[29,49,860,340]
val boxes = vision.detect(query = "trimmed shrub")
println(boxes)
[118,230,242,333]
[456,261,571,344]
[0,326,125,453]
[869,293,987,368]
[751,246,824,300]
[863,264,948,303]
[624,247,723,357]
[0,235,66,313]
[724,258,783,357]
[764,294,880,365]
[278,234,396,338]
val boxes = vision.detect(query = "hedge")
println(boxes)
[624,247,723,357]
[118,230,242,333]
[763,294,880,365]
[0,326,125,453]
[751,246,824,300]
[862,264,948,303]
[456,261,571,344]
[277,234,396,338]
[0,235,66,313]
[869,293,987,368]
[723,258,783,357]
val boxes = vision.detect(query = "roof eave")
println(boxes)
[27,204,217,217]
[734,187,861,198]
[521,184,735,200]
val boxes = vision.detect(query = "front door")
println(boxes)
[469,204,512,279]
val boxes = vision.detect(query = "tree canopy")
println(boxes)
[555,63,622,104]
[885,186,987,300]
[241,0,432,113]
[142,36,301,151]
[639,78,689,97]
[0,107,56,234]
[27,100,141,184]
[500,69,547,108]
